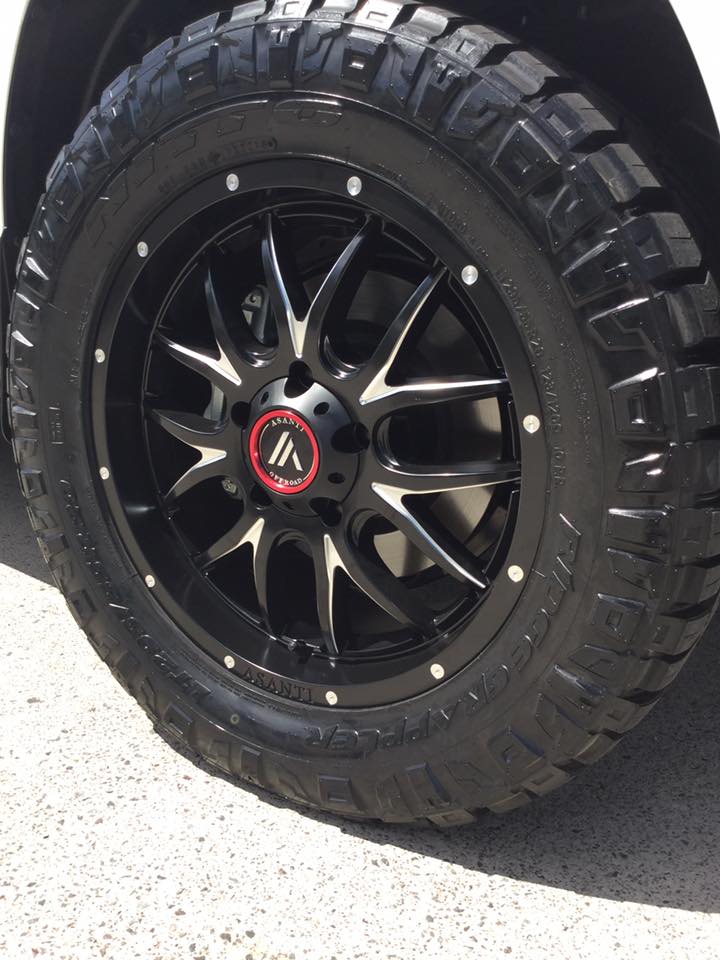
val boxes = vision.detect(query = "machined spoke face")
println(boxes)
[327,533,436,632]
[262,213,379,366]
[197,512,265,570]
[261,213,311,360]
[154,251,266,399]
[155,332,242,392]
[164,450,227,503]
[150,409,226,448]
[302,218,379,365]
[150,409,228,503]
[311,530,437,656]
[198,509,283,636]
[358,265,446,405]
[366,375,510,416]
[252,521,278,633]
[376,459,521,495]
[371,482,490,590]
[203,255,258,383]
[314,536,342,657]
[112,175,536,704]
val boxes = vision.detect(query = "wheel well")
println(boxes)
[4,0,719,251]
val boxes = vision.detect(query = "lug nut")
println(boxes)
[222,478,239,497]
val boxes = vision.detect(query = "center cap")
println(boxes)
[249,409,320,494]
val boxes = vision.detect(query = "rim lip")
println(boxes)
[249,408,321,495]
[89,155,548,709]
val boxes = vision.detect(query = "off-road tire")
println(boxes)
[9,1,720,825]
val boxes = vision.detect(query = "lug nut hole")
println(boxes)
[311,498,342,527]
[250,484,272,508]
[287,361,313,394]
[231,401,250,427]
[332,422,370,454]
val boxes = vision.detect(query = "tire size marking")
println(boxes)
[60,477,211,703]
[157,137,277,197]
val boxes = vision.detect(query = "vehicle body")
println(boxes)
[2,1,720,824]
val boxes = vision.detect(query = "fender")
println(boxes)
[0,0,29,232]
[669,0,720,130]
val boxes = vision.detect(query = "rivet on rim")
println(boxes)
[224,655,236,669]
[430,663,445,680]
[145,574,156,589]
[346,176,362,197]
[94,348,106,364]
[99,466,110,480]
[523,414,541,434]
[226,173,240,193]
[507,565,525,583]
[461,265,478,286]
[325,690,338,706]
[137,241,149,258]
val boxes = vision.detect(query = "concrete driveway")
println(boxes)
[0,444,718,960]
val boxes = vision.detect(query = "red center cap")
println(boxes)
[249,409,320,494]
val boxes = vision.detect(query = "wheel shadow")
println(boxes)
[2,440,717,912]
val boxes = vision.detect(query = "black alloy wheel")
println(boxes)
[95,164,543,707]
[10,2,720,825]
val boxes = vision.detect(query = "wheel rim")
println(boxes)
[92,158,547,707]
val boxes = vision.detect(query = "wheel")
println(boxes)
[9,2,720,825]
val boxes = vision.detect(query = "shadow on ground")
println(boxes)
[1,442,717,913]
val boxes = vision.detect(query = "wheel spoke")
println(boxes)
[327,531,435,632]
[302,218,379,364]
[377,459,520,495]
[165,452,227,503]
[202,255,251,387]
[252,521,278,632]
[150,409,228,503]
[357,265,446,404]
[261,213,310,360]
[150,409,226,449]
[203,508,280,632]
[196,512,265,570]
[364,375,509,415]
[313,537,343,657]
[371,482,490,590]
[155,333,242,392]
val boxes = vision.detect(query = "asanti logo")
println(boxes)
[266,430,303,471]
[249,408,320,495]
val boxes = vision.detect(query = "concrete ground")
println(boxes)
[0,444,718,960]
